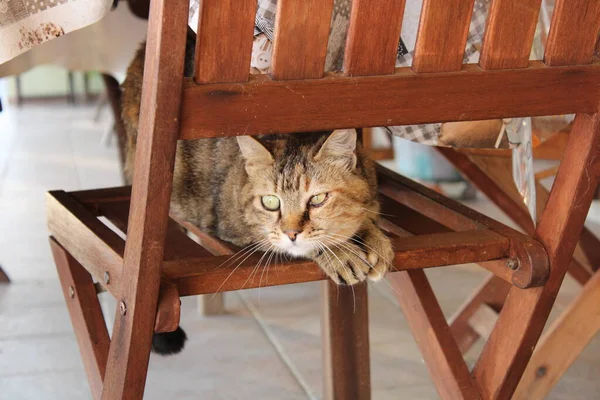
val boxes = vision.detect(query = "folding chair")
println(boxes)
[46,0,600,398]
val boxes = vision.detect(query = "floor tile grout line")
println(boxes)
[236,291,318,400]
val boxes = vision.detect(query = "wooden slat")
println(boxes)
[322,281,370,400]
[480,0,542,69]
[101,0,189,396]
[163,231,508,296]
[0,266,10,283]
[47,191,124,297]
[194,0,255,83]
[545,0,600,66]
[473,111,600,399]
[412,0,475,72]
[389,270,482,399]
[512,269,600,399]
[344,0,406,76]
[271,0,334,80]
[179,62,600,138]
[50,238,110,400]
[98,201,213,260]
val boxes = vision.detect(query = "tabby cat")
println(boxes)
[121,35,394,355]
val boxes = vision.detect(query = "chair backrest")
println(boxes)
[172,0,600,140]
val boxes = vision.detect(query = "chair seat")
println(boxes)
[46,165,549,303]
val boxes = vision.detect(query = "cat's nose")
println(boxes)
[284,230,300,242]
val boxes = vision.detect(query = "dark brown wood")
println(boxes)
[179,62,600,139]
[50,238,110,400]
[449,276,510,354]
[545,0,600,66]
[0,266,9,283]
[322,280,370,400]
[344,0,406,76]
[271,0,334,80]
[101,0,188,396]
[473,111,600,399]
[194,0,255,83]
[154,280,180,333]
[390,270,481,399]
[480,0,542,69]
[47,191,124,297]
[412,0,475,72]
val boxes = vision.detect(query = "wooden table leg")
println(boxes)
[322,280,371,400]
[472,112,600,399]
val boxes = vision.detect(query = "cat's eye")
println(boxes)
[309,193,328,207]
[261,195,280,211]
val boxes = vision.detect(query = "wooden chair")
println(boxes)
[46,0,600,399]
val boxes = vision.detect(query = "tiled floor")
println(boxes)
[1,104,599,399]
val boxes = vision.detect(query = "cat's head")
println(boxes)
[236,129,377,258]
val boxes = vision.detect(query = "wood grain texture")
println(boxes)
[101,0,188,396]
[343,0,406,76]
[194,0,255,83]
[473,111,600,400]
[180,62,600,138]
[322,281,370,400]
[389,270,481,399]
[51,238,110,400]
[449,276,510,354]
[412,0,475,72]
[154,280,181,333]
[545,0,600,66]
[271,0,334,80]
[479,0,542,69]
[512,269,600,399]
[47,191,124,298]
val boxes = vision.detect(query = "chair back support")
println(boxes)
[176,0,600,139]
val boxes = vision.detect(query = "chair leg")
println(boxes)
[472,112,600,399]
[512,268,600,399]
[100,0,188,397]
[50,237,110,400]
[389,270,482,399]
[321,280,371,400]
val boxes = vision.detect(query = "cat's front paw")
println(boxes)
[360,228,394,282]
[314,242,371,285]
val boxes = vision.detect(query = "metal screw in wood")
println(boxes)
[120,301,127,316]
[104,271,110,285]
[68,286,75,299]
[506,258,520,270]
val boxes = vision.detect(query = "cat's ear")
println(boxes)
[237,135,273,169]
[314,129,357,169]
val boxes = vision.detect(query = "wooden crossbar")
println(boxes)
[179,62,600,139]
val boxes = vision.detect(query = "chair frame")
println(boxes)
[47,0,600,399]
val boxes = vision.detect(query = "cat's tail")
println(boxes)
[151,326,187,355]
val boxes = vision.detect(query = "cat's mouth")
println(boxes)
[274,239,316,258]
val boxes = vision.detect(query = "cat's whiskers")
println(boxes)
[257,247,279,304]
[211,241,270,298]
[215,240,270,272]
[358,206,394,217]
[242,244,274,291]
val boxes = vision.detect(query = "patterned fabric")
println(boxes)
[0,0,113,64]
